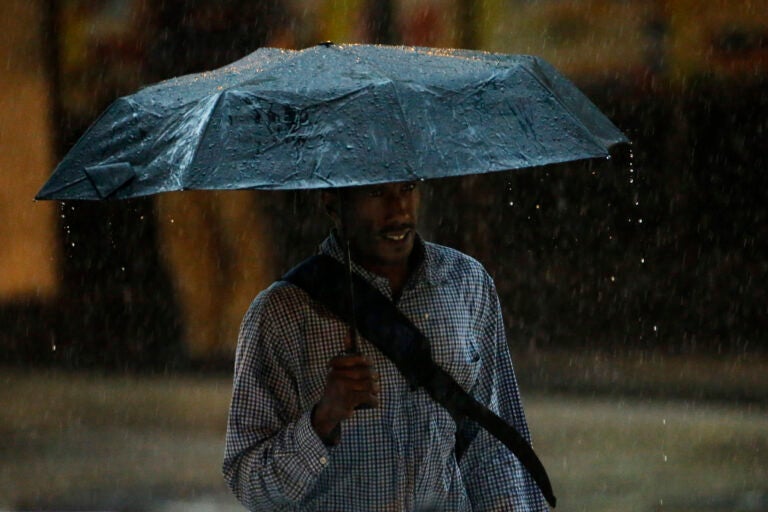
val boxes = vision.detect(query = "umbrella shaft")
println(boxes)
[340,192,360,354]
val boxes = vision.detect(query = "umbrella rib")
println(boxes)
[343,47,422,181]
[519,65,609,155]
[36,174,89,198]
[384,82,421,181]
[178,92,227,187]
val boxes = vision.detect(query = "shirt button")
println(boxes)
[319,456,328,465]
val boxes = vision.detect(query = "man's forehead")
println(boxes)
[342,181,418,193]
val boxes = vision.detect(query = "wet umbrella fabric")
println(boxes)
[36,43,627,200]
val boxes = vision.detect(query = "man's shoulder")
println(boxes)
[423,240,492,284]
[244,279,311,322]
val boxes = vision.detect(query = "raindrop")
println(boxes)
[610,276,616,282]
[508,201,514,206]
[71,242,76,247]
[51,343,56,351]
[663,454,668,462]
[638,218,643,224]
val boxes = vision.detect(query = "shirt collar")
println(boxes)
[318,230,444,288]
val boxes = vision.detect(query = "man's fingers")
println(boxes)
[321,389,379,419]
[329,372,380,393]
[328,353,372,369]
[317,354,381,422]
[328,358,379,383]
[329,367,378,380]
[345,391,379,410]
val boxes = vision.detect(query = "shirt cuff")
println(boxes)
[294,410,332,473]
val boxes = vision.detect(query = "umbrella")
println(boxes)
[36,43,627,201]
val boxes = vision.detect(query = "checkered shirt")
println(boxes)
[223,234,549,511]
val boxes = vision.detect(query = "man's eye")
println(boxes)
[367,189,383,197]
[402,183,416,193]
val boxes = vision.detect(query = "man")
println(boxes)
[223,181,548,511]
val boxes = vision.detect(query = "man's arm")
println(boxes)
[223,289,331,511]
[222,286,380,511]
[458,277,550,511]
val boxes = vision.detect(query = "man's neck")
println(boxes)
[354,241,423,300]
[331,230,424,299]
[359,260,410,299]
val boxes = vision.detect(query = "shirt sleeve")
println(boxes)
[223,286,331,511]
[458,276,550,511]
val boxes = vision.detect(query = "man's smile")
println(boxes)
[379,226,414,242]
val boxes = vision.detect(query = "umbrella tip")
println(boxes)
[319,41,334,47]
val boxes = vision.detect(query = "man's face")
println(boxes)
[334,182,420,269]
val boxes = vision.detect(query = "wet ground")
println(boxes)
[1,352,766,511]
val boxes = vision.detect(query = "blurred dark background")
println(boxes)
[1,0,766,371]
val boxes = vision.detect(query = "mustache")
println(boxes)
[378,223,415,235]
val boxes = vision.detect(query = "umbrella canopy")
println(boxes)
[36,43,628,201]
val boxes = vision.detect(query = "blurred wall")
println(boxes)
[146,0,288,359]
[0,0,58,300]
[1,0,766,367]
[453,0,768,352]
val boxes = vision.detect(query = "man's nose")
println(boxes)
[384,190,412,218]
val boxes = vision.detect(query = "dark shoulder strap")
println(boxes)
[282,254,556,508]
[283,254,430,387]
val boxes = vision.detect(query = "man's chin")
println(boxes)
[379,232,415,257]
[357,239,413,268]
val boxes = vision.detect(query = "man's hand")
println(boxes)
[311,353,380,445]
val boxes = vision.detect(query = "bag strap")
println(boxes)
[282,254,556,508]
